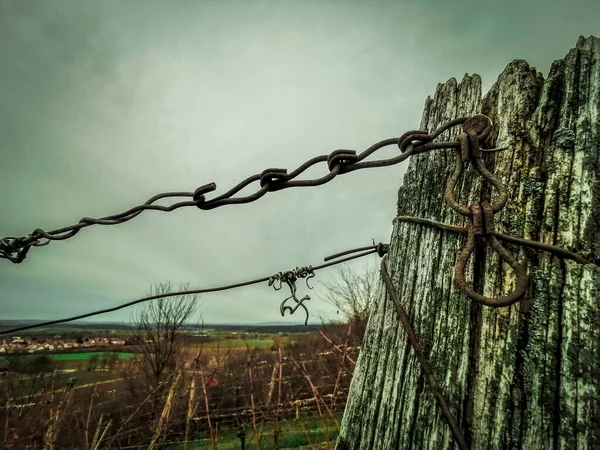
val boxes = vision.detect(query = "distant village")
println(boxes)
[0,336,127,354]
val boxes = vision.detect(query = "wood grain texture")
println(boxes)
[337,35,600,450]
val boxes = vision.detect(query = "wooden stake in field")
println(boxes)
[89,414,103,450]
[246,343,260,450]
[84,386,97,450]
[90,417,111,450]
[43,380,74,450]
[184,377,196,450]
[106,367,182,449]
[200,369,216,450]
[273,342,283,450]
[318,329,355,367]
[148,371,181,450]
[3,400,10,448]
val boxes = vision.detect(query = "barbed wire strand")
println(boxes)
[0,244,383,336]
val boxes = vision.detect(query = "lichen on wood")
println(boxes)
[337,35,600,449]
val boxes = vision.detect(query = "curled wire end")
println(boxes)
[268,274,284,291]
[305,271,315,289]
[462,114,492,140]
[280,298,310,326]
[193,183,217,208]
[293,265,314,289]
[397,130,431,153]
[371,239,389,258]
[324,242,388,262]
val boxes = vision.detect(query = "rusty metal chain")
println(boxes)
[0,118,504,264]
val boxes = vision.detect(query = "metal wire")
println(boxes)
[380,256,469,450]
[395,216,593,265]
[0,243,386,336]
[0,117,489,264]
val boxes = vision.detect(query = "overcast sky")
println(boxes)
[0,0,598,326]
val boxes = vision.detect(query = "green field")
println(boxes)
[196,339,277,349]
[51,352,134,361]
[170,413,342,449]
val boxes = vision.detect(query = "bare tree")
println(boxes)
[128,282,201,387]
[320,261,379,330]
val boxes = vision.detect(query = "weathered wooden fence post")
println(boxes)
[337,35,600,449]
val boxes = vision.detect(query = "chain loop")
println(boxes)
[327,150,358,171]
[260,168,288,189]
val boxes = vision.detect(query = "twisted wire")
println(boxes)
[395,217,593,266]
[0,117,499,264]
[0,242,387,336]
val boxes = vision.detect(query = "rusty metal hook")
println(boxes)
[445,115,510,218]
[455,202,529,307]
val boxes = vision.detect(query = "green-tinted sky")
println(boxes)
[1,0,598,325]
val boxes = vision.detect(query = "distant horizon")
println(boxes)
[0,319,338,326]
